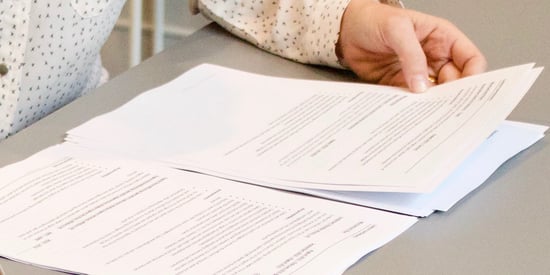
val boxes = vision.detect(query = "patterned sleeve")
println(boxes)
[193,0,352,69]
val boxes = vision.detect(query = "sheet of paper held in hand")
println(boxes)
[0,144,416,275]
[306,120,546,216]
[66,63,542,193]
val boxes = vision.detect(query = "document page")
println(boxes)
[0,144,416,275]
[303,120,547,216]
[67,64,542,193]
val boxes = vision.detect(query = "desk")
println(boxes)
[1,0,549,274]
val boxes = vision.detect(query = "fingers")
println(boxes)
[401,12,487,86]
[438,62,461,83]
[449,26,488,77]
[383,14,431,93]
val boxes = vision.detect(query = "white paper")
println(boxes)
[66,64,542,193]
[0,144,415,275]
[301,120,547,216]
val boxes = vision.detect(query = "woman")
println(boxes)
[0,0,485,141]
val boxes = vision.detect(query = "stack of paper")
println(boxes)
[0,144,416,274]
[0,64,546,275]
[66,64,546,216]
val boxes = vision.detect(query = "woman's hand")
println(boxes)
[337,0,487,92]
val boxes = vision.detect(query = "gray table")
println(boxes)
[1,1,549,274]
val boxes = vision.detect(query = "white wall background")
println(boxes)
[101,0,211,77]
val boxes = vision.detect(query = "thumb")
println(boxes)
[384,16,430,92]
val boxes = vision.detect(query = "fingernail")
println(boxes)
[410,75,428,93]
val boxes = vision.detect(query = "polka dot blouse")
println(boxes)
[0,0,351,141]
[192,0,351,68]
[0,0,126,141]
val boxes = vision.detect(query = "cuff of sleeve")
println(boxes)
[307,0,352,69]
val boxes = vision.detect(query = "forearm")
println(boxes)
[193,0,351,68]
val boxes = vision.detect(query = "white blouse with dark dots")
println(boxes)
[0,0,125,140]
[195,0,350,67]
[0,0,351,141]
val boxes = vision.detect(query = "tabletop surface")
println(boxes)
[1,1,549,274]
